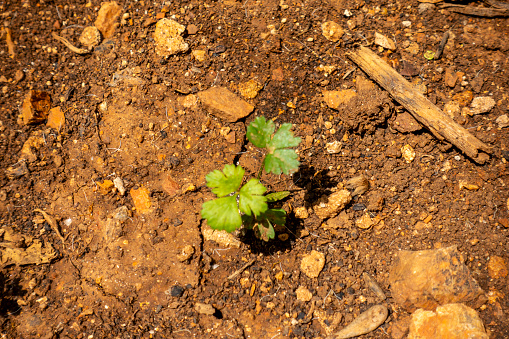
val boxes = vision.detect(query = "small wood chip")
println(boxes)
[52,32,91,54]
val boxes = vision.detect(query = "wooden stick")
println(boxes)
[439,3,509,17]
[228,258,256,280]
[347,47,491,163]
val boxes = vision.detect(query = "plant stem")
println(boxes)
[256,157,265,179]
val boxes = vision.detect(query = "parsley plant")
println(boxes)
[201,116,301,241]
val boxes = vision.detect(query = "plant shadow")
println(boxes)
[239,164,339,255]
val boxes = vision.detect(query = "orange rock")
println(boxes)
[46,106,65,130]
[130,186,152,214]
[452,90,473,107]
[20,90,51,125]
[160,173,180,197]
[94,1,122,38]
[389,246,484,312]
[487,255,508,279]
[197,87,254,122]
[444,68,457,88]
[322,89,357,110]
[97,180,114,195]
[407,303,488,339]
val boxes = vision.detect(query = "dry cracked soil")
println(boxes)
[0,0,508,338]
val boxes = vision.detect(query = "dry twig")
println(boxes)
[52,32,91,54]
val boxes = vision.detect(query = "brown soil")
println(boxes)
[0,0,508,338]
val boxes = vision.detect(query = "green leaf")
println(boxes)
[264,149,300,175]
[267,123,301,151]
[265,191,290,202]
[256,219,276,241]
[265,208,286,226]
[247,116,274,148]
[201,196,242,232]
[241,214,255,230]
[239,178,268,217]
[205,164,245,197]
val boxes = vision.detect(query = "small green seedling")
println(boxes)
[201,116,301,241]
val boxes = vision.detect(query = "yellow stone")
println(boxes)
[46,106,65,131]
[130,186,152,214]
[238,79,263,99]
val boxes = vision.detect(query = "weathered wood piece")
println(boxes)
[484,0,509,10]
[347,47,491,163]
[440,3,509,17]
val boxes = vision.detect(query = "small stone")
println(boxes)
[238,79,263,99]
[97,180,114,195]
[326,140,342,154]
[160,173,180,197]
[197,87,254,122]
[179,94,198,108]
[15,70,24,82]
[418,3,435,13]
[300,250,325,278]
[153,18,189,57]
[94,1,122,38]
[170,285,184,297]
[321,21,344,42]
[402,21,412,28]
[401,144,415,163]
[194,302,215,315]
[191,49,207,62]
[294,206,309,219]
[444,68,457,88]
[452,91,473,107]
[177,245,195,262]
[407,304,488,339]
[313,189,352,219]
[130,186,152,214]
[356,213,374,229]
[79,26,101,48]
[187,24,198,35]
[322,89,357,110]
[487,256,508,279]
[389,246,484,312]
[224,131,236,143]
[296,286,313,302]
[202,224,241,248]
[374,32,396,50]
[332,305,388,339]
[393,112,421,133]
[496,114,509,128]
[444,100,460,119]
[113,177,125,195]
[20,135,44,163]
[20,90,51,126]
[112,206,129,221]
[470,76,484,93]
[468,96,496,115]
[405,42,420,55]
[46,106,65,131]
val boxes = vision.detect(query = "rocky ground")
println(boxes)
[0,0,508,338]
